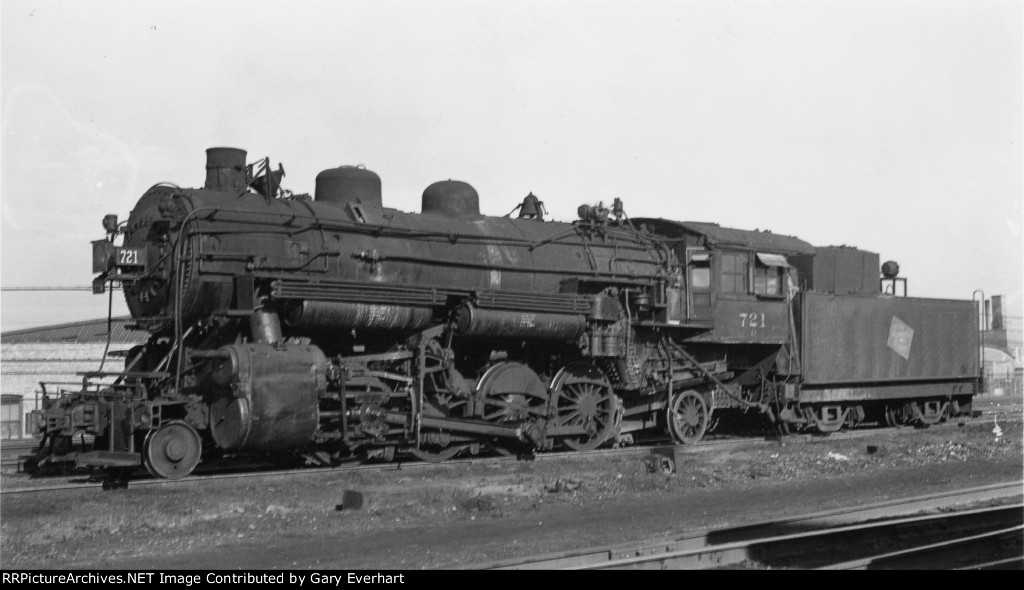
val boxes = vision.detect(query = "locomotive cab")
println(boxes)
[635,219,813,344]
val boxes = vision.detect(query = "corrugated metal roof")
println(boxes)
[636,218,816,255]
[0,316,145,344]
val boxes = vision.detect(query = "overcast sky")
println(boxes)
[2,0,1021,318]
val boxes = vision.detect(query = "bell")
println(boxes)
[518,193,545,220]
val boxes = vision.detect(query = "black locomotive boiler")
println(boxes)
[28,147,980,479]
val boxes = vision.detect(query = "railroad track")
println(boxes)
[0,430,864,495]
[2,408,1018,494]
[574,506,1023,570]
[822,523,1024,570]
[477,482,1024,570]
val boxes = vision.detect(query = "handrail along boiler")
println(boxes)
[28,147,980,478]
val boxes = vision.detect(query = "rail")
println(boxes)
[477,483,1023,570]
[2,411,1018,492]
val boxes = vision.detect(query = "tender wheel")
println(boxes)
[667,390,709,444]
[885,404,910,428]
[143,421,202,479]
[551,364,617,451]
[913,400,944,427]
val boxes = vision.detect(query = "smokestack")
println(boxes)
[205,147,247,190]
[985,299,992,330]
[992,295,1004,331]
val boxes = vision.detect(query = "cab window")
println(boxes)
[687,251,711,289]
[753,253,788,296]
[753,265,783,295]
[720,251,748,294]
[690,262,710,289]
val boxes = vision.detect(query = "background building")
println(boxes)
[1,315,143,439]
[981,295,1023,397]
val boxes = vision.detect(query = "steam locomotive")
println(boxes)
[28,148,980,479]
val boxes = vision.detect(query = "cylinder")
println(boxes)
[207,343,327,452]
[422,180,481,219]
[284,300,434,333]
[315,166,382,209]
[453,304,586,340]
[204,147,247,190]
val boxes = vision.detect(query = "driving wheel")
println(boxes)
[551,364,617,451]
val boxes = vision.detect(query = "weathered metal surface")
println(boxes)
[791,246,880,295]
[474,289,592,315]
[271,278,456,306]
[634,218,816,255]
[204,147,247,190]
[798,381,977,403]
[683,298,789,344]
[118,180,664,332]
[453,304,586,340]
[206,343,325,452]
[315,165,382,210]
[248,310,283,344]
[284,300,434,333]
[798,292,979,385]
[421,180,481,219]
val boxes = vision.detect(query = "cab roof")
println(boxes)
[634,218,816,256]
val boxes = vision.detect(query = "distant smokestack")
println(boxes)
[992,295,1004,331]
[985,299,992,330]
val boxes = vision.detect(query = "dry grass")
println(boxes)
[1,418,1020,568]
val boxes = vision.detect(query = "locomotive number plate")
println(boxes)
[115,247,146,268]
[739,312,766,329]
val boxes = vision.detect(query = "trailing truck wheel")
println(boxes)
[667,390,709,445]
[143,421,202,479]
[551,365,617,451]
